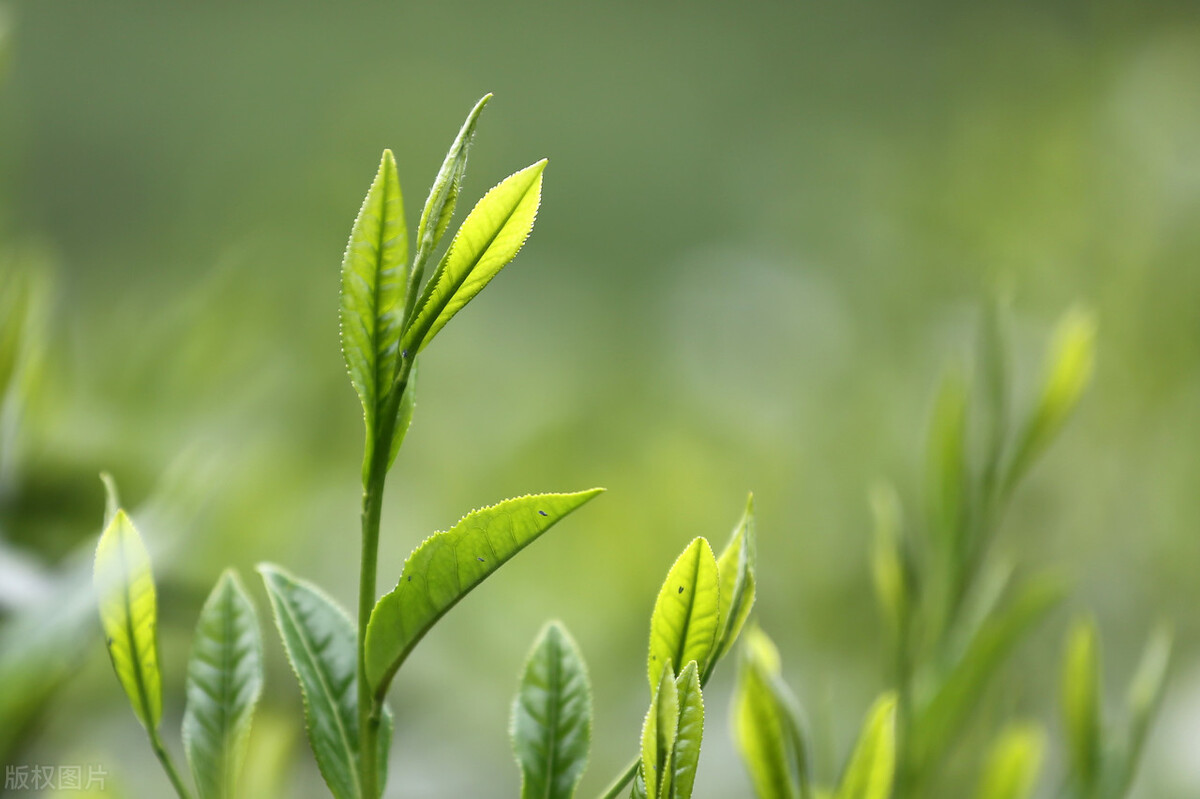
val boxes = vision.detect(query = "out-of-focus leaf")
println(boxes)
[978,295,1011,487]
[339,149,408,474]
[1061,616,1102,791]
[401,160,545,354]
[648,537,720,691]
[833,693,897,799]
[511,621,592,799]
[974,723,1045,799]
[732,628,806,799]
[93,503,162,731]
[182,570,264,799]
[1005,307,1096,491]
[259,564,392,799]
[1126,623,1172,764]
[412,94,491,279]
[365,489,602,697]
[909,578,1063,773]
[713,494,757,666]
[641,662,678,799]
[670,661,705,799]
[869,483,907,638]
[926,367,969,554]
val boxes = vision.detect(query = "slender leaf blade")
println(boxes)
[974,723,1045,799]
[732,628,802,799]
[183,570,264,799]
[401,160,546,354]
[641,662,678,799]
[94,507,163,731]
[671,661,705,799]
[259,564,391,799]
[714,495,757,664]
[511,621,593,799]
[648,537,721,691]
[385,359,417,471]
[415,94,491,264]
[1061,616,1102,790]
[340,149,408,465]
[365,489,603,697]
[833,693,897,799]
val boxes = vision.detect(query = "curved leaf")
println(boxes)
[974,723,1045,799]
[385,358,417,471]
[340,149,408,471]
[834,693,897,799]
[648,537,720,691]
[713,495,757,665]
[401,159,546,354]
[94,507,162,731]
[641,662,678,799]
[365,489,603,697]
[670,662,705,799]
[1061,616,1102,790]
[183,570,264,799]
[732,628,803,799]
[511,621,592,799]
[259,564,391,799]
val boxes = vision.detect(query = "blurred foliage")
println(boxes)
[1,1,1199,797]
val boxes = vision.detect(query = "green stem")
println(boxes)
[149,729,193,799]
[596,757,639,799]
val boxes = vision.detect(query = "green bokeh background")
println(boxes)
[2,1,1198,797]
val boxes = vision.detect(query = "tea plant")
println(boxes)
[92,96,761,799]
[729,306,1173,799]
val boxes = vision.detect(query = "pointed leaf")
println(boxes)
[732,628,803,799]
[94,505,162,731]
[974,723,1045,799]
[385,359,418,471]
[259,564,392,799]
[713,495,757,665]
[401,160,545,354]
[640,662,678,799]
[648,538,720,691]
[1061,616,1102,789]
[1126,623,1172,763]
[414,94,491,268]
[671,661,705,799]
[365,489,603,697]
[511,621,592,799]
[833,693,897,799]
[869,483,908,638]
[183,570,264,799]
[340,149,408,470]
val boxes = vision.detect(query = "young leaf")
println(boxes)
[641,662,678,799]
[340,149,408,472]
[365,489,603,697]
[648,537,721,691]
[259,564,392,799]
[94,506,163,732]
[413,94,491,275]
[183,570,264,799]
[385,358,417,471]
[713,495,758,665]
[869,483,907,639]
[671,661,705,799]
[1005,307,1096,491]
[1061,616,1102,790]
[732,628,805,799]
[401,159,546,354]
[974,723,1045,799]
[1126,623,1172,767]
[511,621,592,799]
[833,693,897,799]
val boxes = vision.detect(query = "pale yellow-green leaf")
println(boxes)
[834,693,896,799]
[869,483,906,637]
[974,723,1045,799]
[732,628,802,799]
[713,494,757,665]
[648,538,720,691]
[1062,617,1102,788]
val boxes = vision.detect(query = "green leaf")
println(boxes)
[385,359,417,471]
[713,495,757,665]
[670,661,705,799]
[258,564,392,799]
[413,94,491,274]
[1126,623,1172,767]
[641,662,678,799]
[94,504,163,732]
[1061,616,1102,790]
[732,628,804,799]
[365,489,603,697]
[869,483,908,638]
[340,149,408,473]
[183,570,264,799]
[909,578,1062,773]
[833,693,897,799]
[974,723,1045,799]
[401,159,546,354]
[511,621,592,799]
[1005,306,1096,491]
[926,367,969,554]
[648,537,720,691]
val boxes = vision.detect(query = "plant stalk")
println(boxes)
[596,757,639,799]
[149,729,193,799]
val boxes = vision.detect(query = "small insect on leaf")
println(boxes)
[93,483,163,733]
[510,621,592,799]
